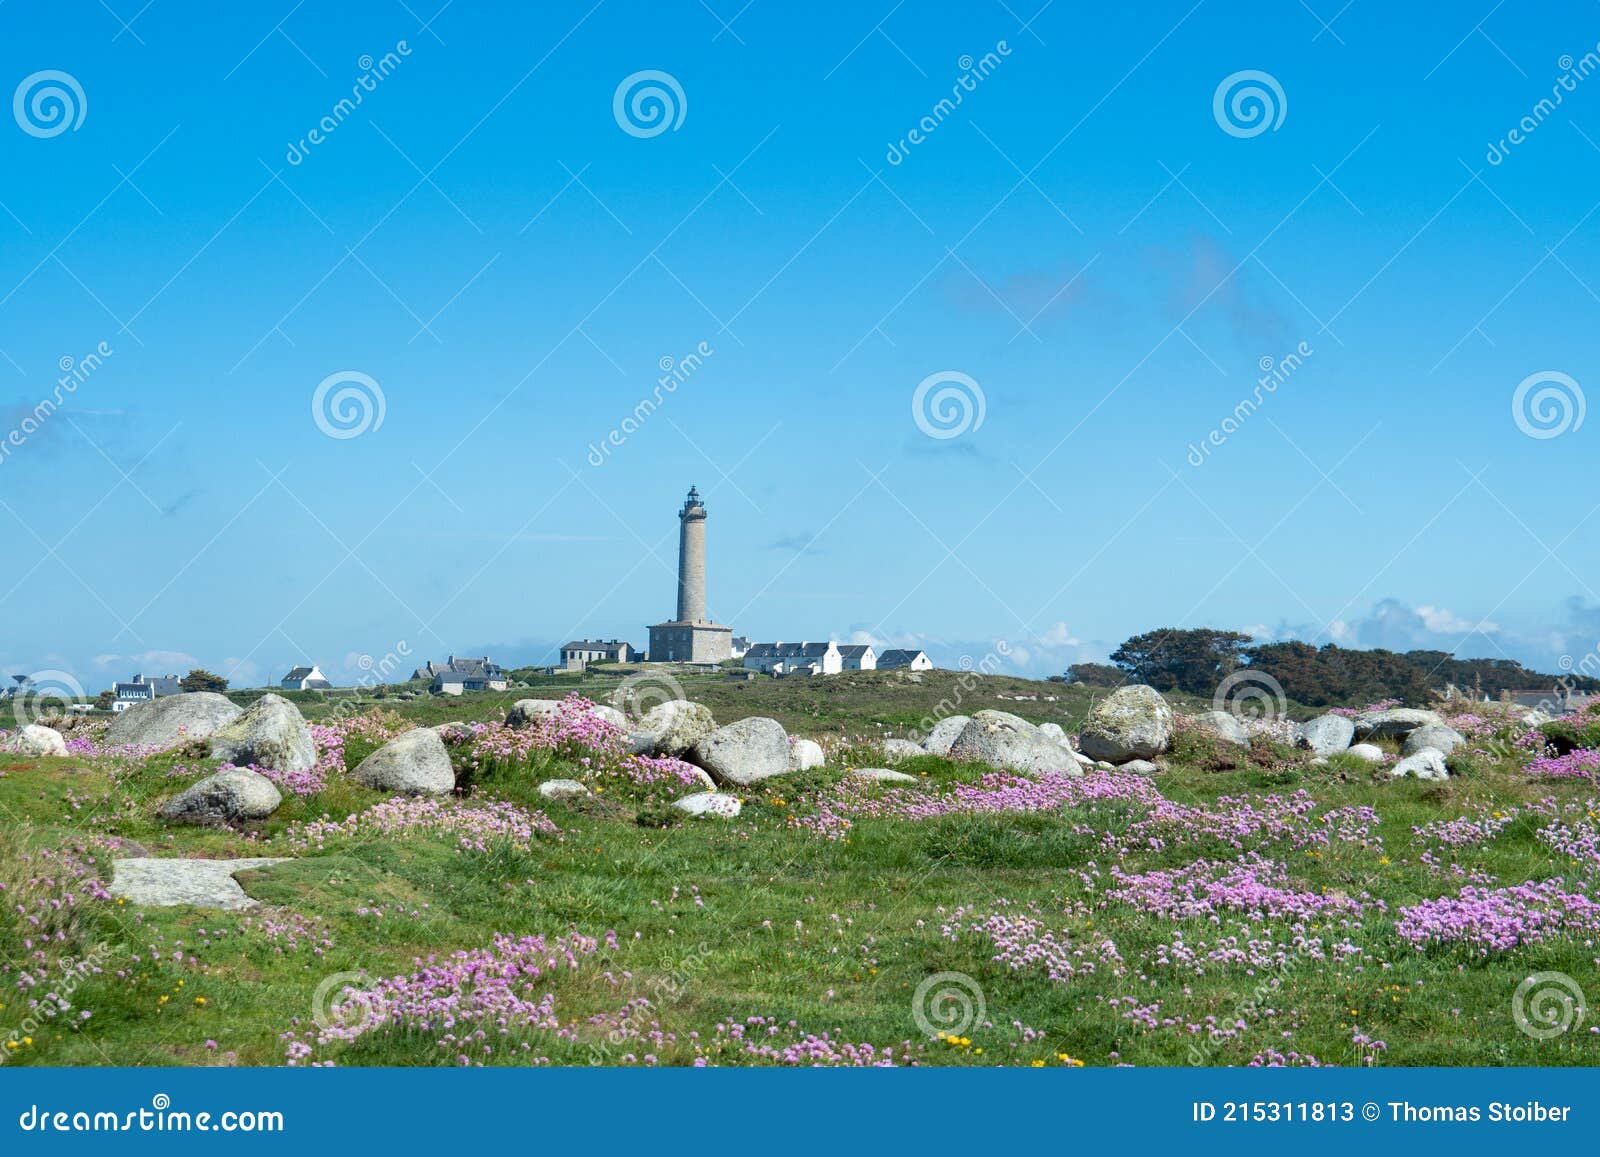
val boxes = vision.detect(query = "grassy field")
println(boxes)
[271,667,1222,735]
[2,674,1596,1068]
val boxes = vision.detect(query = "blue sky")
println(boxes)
[2,0,1599,690]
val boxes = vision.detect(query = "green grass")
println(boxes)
[2,682,1596,1069]
[256,667,1237,738]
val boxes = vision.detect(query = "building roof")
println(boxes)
[746,642,836,659]
[561,639,632,653]
[877,649,928,667]
[282,666,318,681]
[836,644,874,659]
[115,674,181,696]
[414,656,505,680]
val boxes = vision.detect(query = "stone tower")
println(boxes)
[676,485,707,623]
[648,485,733,663]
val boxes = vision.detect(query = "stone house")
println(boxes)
[560,640,637,671]
[412,656,509,695]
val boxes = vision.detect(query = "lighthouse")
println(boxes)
[648,485,734,663]
[675,485,708,623]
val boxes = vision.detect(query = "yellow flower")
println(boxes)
[4,1041,17,1051]
[22,1037,32,1046]
[194,997,206,1006]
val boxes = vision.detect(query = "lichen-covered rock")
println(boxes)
[159,767,283,824]
[789,738,825,771]
[1389,747,1450,781]
[1354,708,1445,741]
[851,767,919,784]
[882,738,925,764]
[922,715,970,757]
[538,779,591,802]
[0,723,68,757]
[1192,710,1250,747]
[1077,685,1173,762]
[505,699,564,728]
[352,728,456,795]
[689,717,791,786]
[108,857,290,910]
[207,693,315,773]
[632,700,717,757]
[590,704,628,730]
[105,692,242,749]
[672,792,742,818]
[1402,724,1466,757]
[949,710,1080,776]
[1296,714,1356,756]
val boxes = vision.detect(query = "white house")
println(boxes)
[878,648,933,671]
[837,644,876,670]
[281,664,333,691]
[743,641,843,677]
[111,673,181,713]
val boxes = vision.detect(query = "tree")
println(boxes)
[179,668,229,693]
[1065,662,1124,687]
[1242,641,1432,707]
[93,689,114,711]
[1109,629,1253,695]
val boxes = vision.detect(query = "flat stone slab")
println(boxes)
[108,857,291,910]
[851,767,919,784]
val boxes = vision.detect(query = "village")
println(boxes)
[2,486,933,707]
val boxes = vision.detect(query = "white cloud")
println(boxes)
[92,649,199,673]
[1414,605,1500,636]
[1036,621,1081,648]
